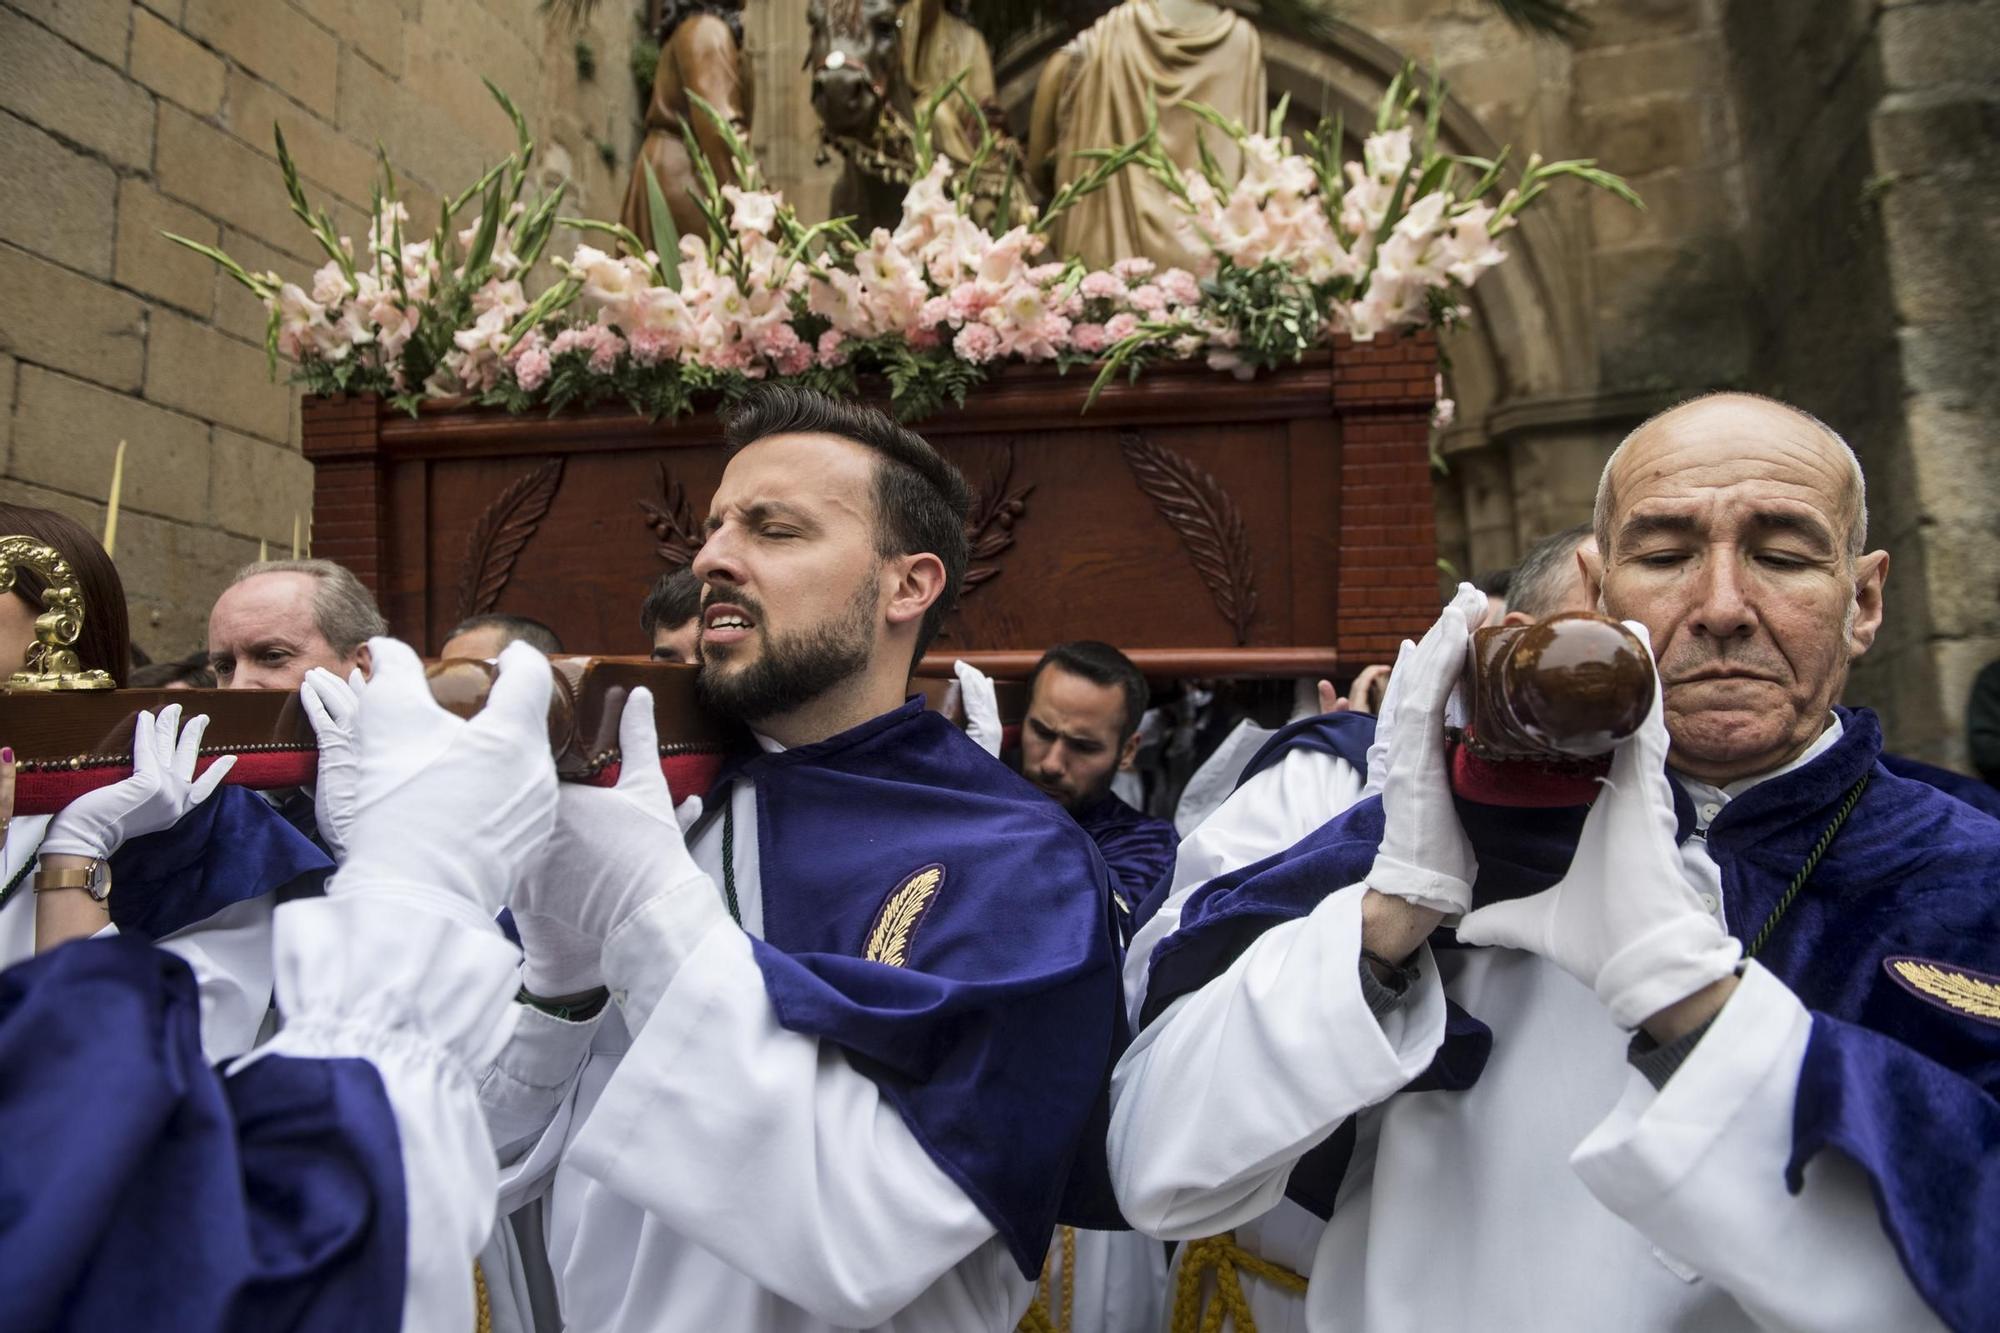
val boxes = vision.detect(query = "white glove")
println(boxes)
[511,686,716,998]
[41,704,237,859]
[1362,583,1489,914]
[1457,623,1742,1029]
[299,667,364,860]
[953,659,1003,757]
[330,638,558,930]
[1358,641,1414,801]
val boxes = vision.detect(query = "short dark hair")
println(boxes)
[131,649,217,689]
[641,567,704,635]
[1473,566,1512,599]
[722,385,971,666]
[0,502,131,687]
[1505,522,1594,620]
[1028,641,1150,744]
[447,613,563,654]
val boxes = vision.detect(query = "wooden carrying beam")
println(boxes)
[0,658,737,815]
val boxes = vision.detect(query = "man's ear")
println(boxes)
[353,642,373,680]
[1500,609,1536,628]
[1578,540,1606,610]
[1847,550,1890,659]
[884,553,948,632]
[1117,727,1142,772]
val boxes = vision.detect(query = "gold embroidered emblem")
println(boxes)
[865,864,944,968]
[1887,958,2000,1025]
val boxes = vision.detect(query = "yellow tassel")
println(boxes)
[1168,1232,1307,1333]
[1017,1226,1078,1333]
[473,1260,492,1333]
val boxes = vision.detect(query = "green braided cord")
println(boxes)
[0,831,44,914]
[1744,772,1870,959]
[720,796,743,925]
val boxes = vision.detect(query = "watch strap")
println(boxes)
[35,860,107,902]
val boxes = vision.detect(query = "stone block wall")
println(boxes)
[0,0,642,661]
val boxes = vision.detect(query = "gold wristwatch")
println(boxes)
[35,859,109,903]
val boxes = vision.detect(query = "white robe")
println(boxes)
[1112,735,1944,1331]
[0,812,275,1060]
[243,887,524,1330]
[478,769,1037,1331]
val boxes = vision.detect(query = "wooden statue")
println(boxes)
[1027,0,1264,271]
[622,0,754,247]
[808,0,1014,234]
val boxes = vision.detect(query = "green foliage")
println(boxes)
[631,36,661,99]
[871,341,987,422]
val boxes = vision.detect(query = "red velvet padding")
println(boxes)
[15,752,729,816]
[1448,737,1608,808]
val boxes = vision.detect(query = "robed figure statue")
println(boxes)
[622,0,754,246]
[1028,0,1265,272]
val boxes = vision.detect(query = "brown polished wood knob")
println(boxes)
[424,657,579,761]
[1464,613,1655,761]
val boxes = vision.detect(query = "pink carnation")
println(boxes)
[627,326,676,366]
[953,323,1001,364]
[1129,284,1167,317]
[918,294,953,330]
[512,344,552,392]
[816,328,849,366]
[1157,268,1202,307]
[1078,270,1127,302]
[1111,256,1156,282]
[1070,322,1108,355]
[1104,312,1140,342]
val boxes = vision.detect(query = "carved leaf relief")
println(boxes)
[1119,432,1258,645]
[639,461,705,567]
[959,445,1034,601]
[456,458,565,620]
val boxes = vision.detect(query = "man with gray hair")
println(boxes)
[1112,391,1998,1331]
[207,559,386,691]
[1497,521,1596,624]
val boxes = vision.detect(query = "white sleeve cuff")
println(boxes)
[254,891,523,1078]
[1570,960,1804,1210]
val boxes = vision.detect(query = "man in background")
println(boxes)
[1019,641,1179,935]
[640,567,702,663]
[440,613,563,660]
[1496,522,1597,623]
[207,559,384,690]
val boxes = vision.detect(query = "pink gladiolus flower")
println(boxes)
[721,185,780,237]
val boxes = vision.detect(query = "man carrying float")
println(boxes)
[1112,394,1999,1332]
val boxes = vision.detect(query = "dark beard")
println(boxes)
[695,577,876,725]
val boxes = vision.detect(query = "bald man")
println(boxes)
[1112,393,1997,1332]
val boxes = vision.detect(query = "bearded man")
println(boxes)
[1111,393,1998,1331]
[478,387,1126,1331]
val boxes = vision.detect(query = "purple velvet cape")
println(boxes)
[1072,791,1178,941]
[106,786,334,940]
[0,937,405,1331]
[713,699,1129,1277]
[1141,708,2000,1330]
